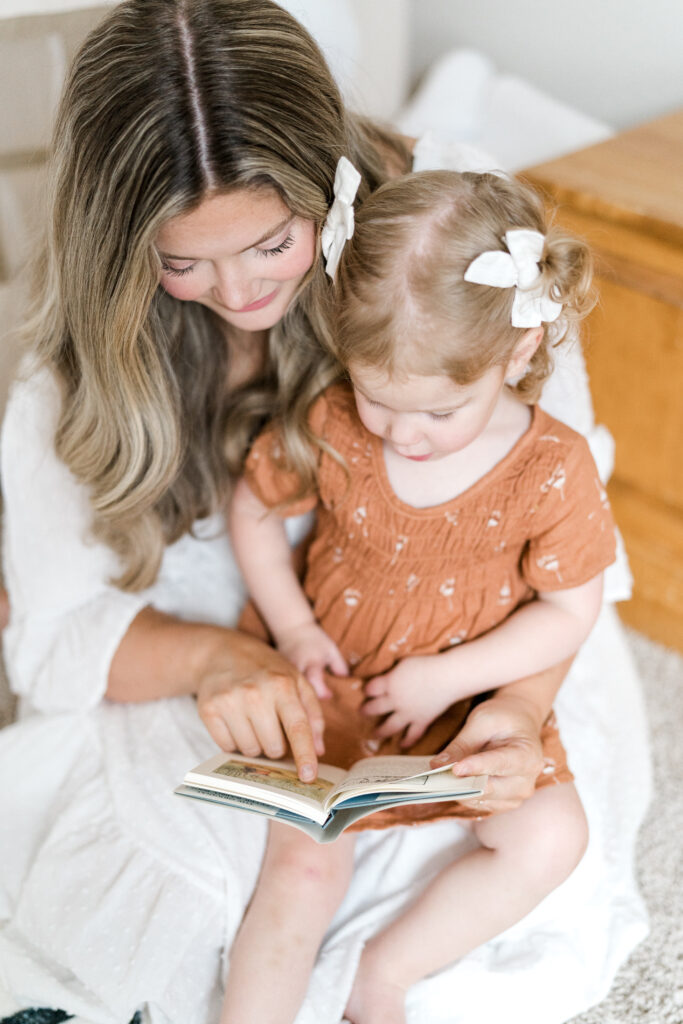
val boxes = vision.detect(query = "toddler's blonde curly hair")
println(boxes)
[332,170,595,403]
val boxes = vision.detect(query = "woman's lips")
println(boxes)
[235,288,279,313]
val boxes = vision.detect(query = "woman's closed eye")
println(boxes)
[159,231,294,275]
[257,233,295,258]
[161,261,195,277]
[429,411,455,421]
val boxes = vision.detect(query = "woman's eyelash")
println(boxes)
[429,411,455,421]
[259,233,295,257]
[161,262,194,277]
[161,233,294,275]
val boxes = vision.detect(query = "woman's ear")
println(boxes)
[505,327,544,380]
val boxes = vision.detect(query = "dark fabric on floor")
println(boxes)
[0,1011,142,1024]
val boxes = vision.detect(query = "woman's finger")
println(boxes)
[247,700,288,760]
[452,742,543,781]
[277,679,321,781]
[296,675,326,756]
[458,774,536,814]
[223,711,263,759]
[201,712,236,753]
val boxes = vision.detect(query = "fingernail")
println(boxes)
[300,764,315,782]
[432,753,450,764]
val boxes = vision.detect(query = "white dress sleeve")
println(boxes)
[1,366,148,713]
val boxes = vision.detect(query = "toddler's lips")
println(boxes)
[398,451,432,462]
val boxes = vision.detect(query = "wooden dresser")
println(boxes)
[524,110,683,652]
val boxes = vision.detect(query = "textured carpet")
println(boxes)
[0,625,680,1022]
[568,629,683,1024]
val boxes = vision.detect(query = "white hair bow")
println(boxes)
[322,156,361,279]
[464,229,562,328]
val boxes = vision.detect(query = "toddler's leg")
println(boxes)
[220,821,356,1024]
[346,782,588,1024]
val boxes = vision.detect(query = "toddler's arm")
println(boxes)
[365,575,603,745]
[435,574,603,694]
[230,478,347,695]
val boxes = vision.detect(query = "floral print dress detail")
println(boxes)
[243,383,617,828]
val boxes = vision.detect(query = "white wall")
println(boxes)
[409,0,683,131]
[278,0,411,121]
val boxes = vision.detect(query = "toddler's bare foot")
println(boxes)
[345,955,408,1024]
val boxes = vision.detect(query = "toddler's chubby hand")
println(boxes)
[276,622,349,699]
[363,656,455,747]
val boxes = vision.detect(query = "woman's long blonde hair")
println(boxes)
[25,0,410,590]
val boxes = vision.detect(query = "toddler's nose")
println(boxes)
[387,418,421,447]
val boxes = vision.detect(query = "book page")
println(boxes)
[334,754,457,794]
[184,752,347,819]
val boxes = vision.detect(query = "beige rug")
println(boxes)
[0,623,680,1022]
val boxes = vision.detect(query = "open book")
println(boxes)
[176,752,486,842]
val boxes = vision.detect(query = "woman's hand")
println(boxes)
[107,607,325,782]
[430,691,546,814]
[196,629,326,782]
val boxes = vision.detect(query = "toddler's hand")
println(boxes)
[363,655,454,747]
[276,622,348,699]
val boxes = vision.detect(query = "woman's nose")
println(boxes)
[212,265,260,311]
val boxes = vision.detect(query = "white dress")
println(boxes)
[0,142,651,1024]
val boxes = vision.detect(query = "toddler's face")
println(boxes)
[349,364,507,462]
[155,188,316,333]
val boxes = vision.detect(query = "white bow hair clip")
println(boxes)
[322,156,362,279]
[464,229,562,328]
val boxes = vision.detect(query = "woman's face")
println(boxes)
[156,188,317,332]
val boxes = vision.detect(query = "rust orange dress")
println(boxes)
[243,383,617,829]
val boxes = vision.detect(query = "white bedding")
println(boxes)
[397,49,613,172]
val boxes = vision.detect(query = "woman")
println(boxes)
[0,2,648,1023]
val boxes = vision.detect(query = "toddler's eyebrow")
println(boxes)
[159,216,294,261]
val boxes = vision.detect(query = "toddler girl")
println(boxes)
[225,168,616,1024]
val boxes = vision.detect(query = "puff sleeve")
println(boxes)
[243,390,332,516]
[521,431,617,592]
